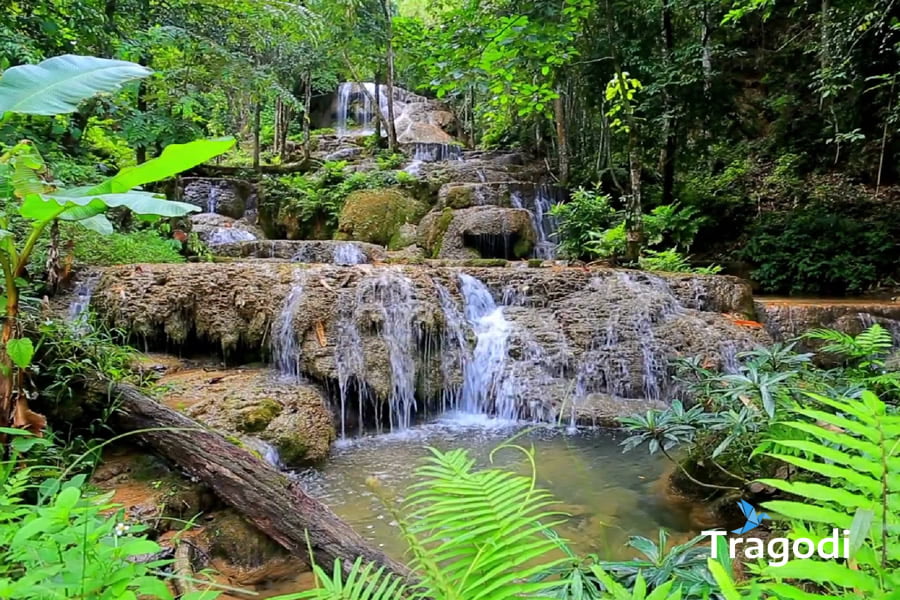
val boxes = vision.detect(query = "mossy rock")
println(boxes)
[338,188,427,246]
[236,397,282,433]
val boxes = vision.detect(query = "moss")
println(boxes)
[386,256,426,265]
[444,186,474,209]
[513,238,534,258]
[432,207,455,258]
[236,398,282,433]
[461,258,509,267]
[338,188,427,246]
[274,434,309,465]
[528,259,544,268]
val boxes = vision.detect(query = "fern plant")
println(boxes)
[806,323,900,397]
[289,447,568,600]
[730,390,900,598]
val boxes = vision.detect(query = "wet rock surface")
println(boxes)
[214,239,387,264]
[88,263,766,427]
[755,297,900,341]
[178,177,256,219]
[191,213,264,246]
[158,366,336,465]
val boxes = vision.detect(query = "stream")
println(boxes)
[298,417,687,560]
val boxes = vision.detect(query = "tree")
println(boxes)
[0,54,234,437]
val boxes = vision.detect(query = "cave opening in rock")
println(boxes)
[463,233,521,259]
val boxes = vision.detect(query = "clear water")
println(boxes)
[298,422,689,560]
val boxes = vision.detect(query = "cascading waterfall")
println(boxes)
[333,243,367,265]
[457,273,518,419]
[412,142,463,162]
[510,185,562,260]
[333,270,419,435]
[336,82,388,136]
[435,282,470,412]
[271,272,306,380]
[207,185,220,214]
[67,274,100,324]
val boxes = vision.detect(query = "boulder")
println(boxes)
[190,213,264,246]
[178,178,254,219]
[418,206,536,259]
[159,367,335,465]
[338,188,428,247]
[437,182,514,209]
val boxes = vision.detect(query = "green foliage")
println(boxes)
[742,204,897,295]
[260,163,419,239]
[375,152,406,170]
[0,55,150,116]
[0,430,199,599]
[68,228,184,266]
[295,447,567,600]
[595,531,718,599]
[549,187,617,259]
[707,391,900,599]
[639,250,721,275]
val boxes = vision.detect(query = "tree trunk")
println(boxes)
[625,127,643,262]
[303,71,312,161]
[381,0,399,151]
[660,0,676,205]
[253,102,261,171]
[554,90,569,186]
[96,381,410,579]
[374,75,383,142]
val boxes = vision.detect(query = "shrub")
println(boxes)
[549,187,617,259]
[742,205,897,295]
[67,228,184,266]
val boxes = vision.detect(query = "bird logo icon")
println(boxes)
[731,499,771,534]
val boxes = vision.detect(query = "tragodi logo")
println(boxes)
[702,501,850,566]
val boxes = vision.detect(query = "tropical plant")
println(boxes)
[0,427,223,600]
[707,390,900,598]
[595,531,720,599]
[549,187,617,259]
[291,446,568,600]
[0,54,233,436]
[638,249,721,275]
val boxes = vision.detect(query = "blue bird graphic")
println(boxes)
[731,499,771,535]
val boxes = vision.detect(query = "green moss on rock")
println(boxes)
[236,397,282,433]
[338,188,427,246]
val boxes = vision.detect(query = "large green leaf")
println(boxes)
[5,338,34,369]
[85,138,236,195]
[0,55,150,116]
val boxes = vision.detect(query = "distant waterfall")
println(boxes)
[412,142,463,162]
[511,184,562,260]
[336,82,388,136]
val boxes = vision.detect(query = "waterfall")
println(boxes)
[333,270,419,435]
[336,82,388,136]
[206,227,257,246]
[67,274,100,323]
[458,273,517,419]
[333,243,367,265]
[435,282,470,412]
[272,273,306,380]
[207,185,220,214]
[412,142,463,162]
[510,185,562,260]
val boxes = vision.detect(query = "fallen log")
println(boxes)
[92,381,409,579]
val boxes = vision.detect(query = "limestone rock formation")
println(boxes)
[418,206,536,259]
[214,239,386,264]
[177,177,255,219]
[88,263,767,427]
[337,188,428,248]
[190,213,264,246]
[159,366,335,464]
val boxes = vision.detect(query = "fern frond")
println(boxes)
[287,558,410,600]
[403,448,568,600]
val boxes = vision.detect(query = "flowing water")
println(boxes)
[510,185,563,260]
[336,82,388,136]
[298,422,688,560]
[205,227,257,246]
[272,272,306,380]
